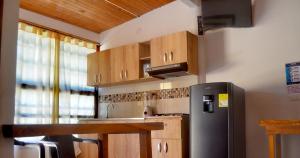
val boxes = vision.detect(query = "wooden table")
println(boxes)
[2,122,164,158]
[260,120,300,158]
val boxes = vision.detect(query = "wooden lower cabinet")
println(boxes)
[152,139,163,158]
[148,116,189,158]
[108,134,140,158]
[163,139,182,158]
[152,139,182,158]
[77,134,100,158]
[78,116,188,158]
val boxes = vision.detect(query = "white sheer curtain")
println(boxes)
[15,23,96,124]
[59,37,96,123]
[15,23,55,124]
[14,22,96,158]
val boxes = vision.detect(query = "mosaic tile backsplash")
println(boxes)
[99,87,190,103]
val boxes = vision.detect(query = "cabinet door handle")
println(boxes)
[163,53,167,63]
[124,70,128,79]
[157,142,162,153]
[169,51,174,62]
[120,70,123,80]
[99,74,102,83]
[164,142,168,153]
[95,74,98,83]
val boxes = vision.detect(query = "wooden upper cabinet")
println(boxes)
[150,31,198,75]
[87,31,198,87]
[110,46,125,83]
[110,43,147,83]
[164,32,188,65]
[150,37,165,67]
[87,50,110,86]
[98,50,110,85]
[124,44,140,81]
[87,52,99,86]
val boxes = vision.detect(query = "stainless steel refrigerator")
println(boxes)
[190,82,245,158]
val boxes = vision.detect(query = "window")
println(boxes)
[14,22,96,124]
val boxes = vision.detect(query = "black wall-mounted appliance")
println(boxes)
[198,0,253,34]
[190,82,245,158]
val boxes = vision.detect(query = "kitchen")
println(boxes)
[1,0,300,158]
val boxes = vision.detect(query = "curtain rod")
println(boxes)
[19,19,100,46]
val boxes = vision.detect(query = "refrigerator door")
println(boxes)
[190,82,230,158]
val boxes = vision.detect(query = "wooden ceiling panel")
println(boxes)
[106,0,174,16]
[20,0,174,33]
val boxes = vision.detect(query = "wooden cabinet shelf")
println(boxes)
[140,56,151,61]
[94,76,159,87]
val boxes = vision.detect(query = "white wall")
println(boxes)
[98,0,202,93]
[0,0,20,158]
[98,0,300,157]
[99,1,200,50]
[205,0,300,157]
[19,8,99,42]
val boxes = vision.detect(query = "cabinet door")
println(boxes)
[152,139,164,158]
[164,31,187,65]
[163,139,182,158]
[98,50,110,84]
[78,134,99,158]
[110,47,125,83]
[124,44,139,81]
[87,52,99,86]
[150,37,167,67]
[150,119,181,139]
[108,134,140,158]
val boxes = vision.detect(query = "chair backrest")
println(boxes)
[43,135,76,158]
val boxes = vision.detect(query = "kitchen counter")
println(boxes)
[2,122,163,137]
[79,114,189,123]
[2,122,164,158]
[79,115,188,123]
[80,117,145,121]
